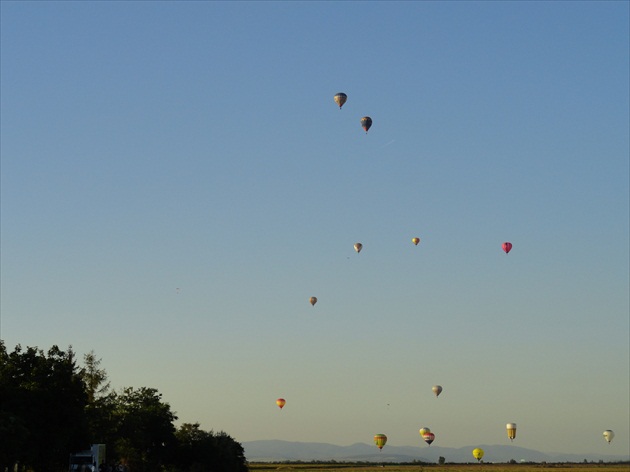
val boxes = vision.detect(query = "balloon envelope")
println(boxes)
[419,427,431,436]
[422,432,435,445]
[432,385,442,397]
[309,297,317,306]
[473,448,484,461]
[276,398,286,409]
[354,242,363,253]
[334,93,347,109]
[360,116,372,133]
[374,434,387,450]
[412,237,420,246]
[506,423,517,441]
[502,242,513,253]
[603,430,615,443]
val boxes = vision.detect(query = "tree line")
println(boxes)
[0,341,248,472]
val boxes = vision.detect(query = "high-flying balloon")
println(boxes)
[276,398,286,409]
[502,242,513,254]
[432,385,442,397]
[360,116,372,133]
[603,430,615,444]
[374,434,387,450]
[472,448,484,462]
[334,93,347,109]
[354,243,363,253]
[412,237,420,246]
[309,297,317,306]
[422,432,435,446]
[506,423,517,441]
[419,427,431,437]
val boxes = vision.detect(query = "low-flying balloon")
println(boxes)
[309,297,317,306]
[374,434,387,450]
[472,448,484,462]
[603,430,615,444]
[360,116,372,133]
[334,93,347,109]
[502,242,513,254]
[276,398,286,409]
[354,243,363,253]
[412,237,420,246]
[506,423,517,441]
[422,432,435,446]
[432,385,442,397]
[419,427,431,437]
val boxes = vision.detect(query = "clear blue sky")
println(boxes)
[1,0,628,457]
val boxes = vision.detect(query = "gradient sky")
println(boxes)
[1,1,628,458]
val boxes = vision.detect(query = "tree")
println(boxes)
[111,386,178,471]
[80,351,117,446]
[172,423,248,472]
[0,342,90,471]
[81,350,111,404]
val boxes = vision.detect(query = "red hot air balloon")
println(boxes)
[422,432,435,446]
[360,116,372,133]
[502,242,513,254]
[276,398,286,409]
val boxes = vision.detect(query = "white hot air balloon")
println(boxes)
[603,430,615,444]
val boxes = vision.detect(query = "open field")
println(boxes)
[249,464,630,472]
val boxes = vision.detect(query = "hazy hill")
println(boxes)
[243,440,629,463]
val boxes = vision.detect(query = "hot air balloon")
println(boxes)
[422,432,435,446]
[472,448,484,462]
[412,237,420,246]
[603,430,615,443]
[354,243,363,253]
[506,423,517,441]
[432,385,442,397]
[419,427,431,437]
[334,93,347,109]
[276,398,286,409]
[502,242,513,254]
[374,434,387,450]
[309,297,317,306]
[360,116,372,133]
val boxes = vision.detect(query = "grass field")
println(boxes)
[249,463,630,472]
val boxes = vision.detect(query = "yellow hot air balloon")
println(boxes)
[603,430,615,443]
[419,427,431,437]
[309,297,317,306]
[412,237,420,246]
[432,385,442,397]
[506,423,517,441]
[374,434,387,450]
[334,92,347,109]
[276,398,286,409]
[354,242,363,253]
[472,448,484,462]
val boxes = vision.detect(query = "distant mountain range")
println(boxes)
[243,440,629,463]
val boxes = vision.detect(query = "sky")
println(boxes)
[1,0,628,459]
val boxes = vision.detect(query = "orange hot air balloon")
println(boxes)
[412,237,420,246]
[334,93,347,109]
[422,432,435,446]
[502,242,513,254]
[360,116,372,133]
[276,398,286,409]
[374,434,387,450]
[309,297,317,306]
